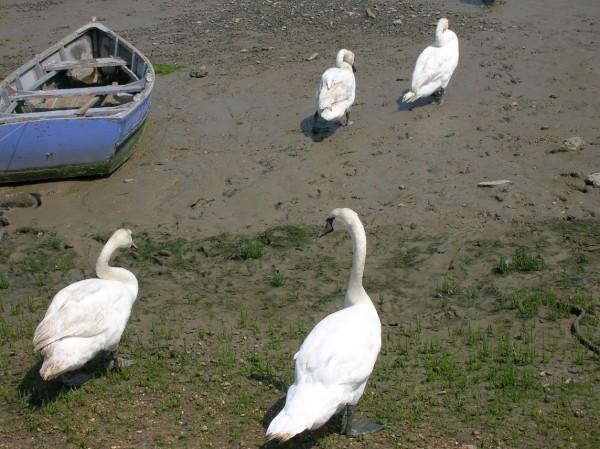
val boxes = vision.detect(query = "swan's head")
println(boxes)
[336,49,356,73]
[318,208,359,237]
[435,18,457,46]
[437,18,449,32]
[109,228,138,249]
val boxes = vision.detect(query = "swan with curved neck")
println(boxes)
[312,49,357,134]
[267,208,382,441]
[402,18,459,104]
[33,228,138,385]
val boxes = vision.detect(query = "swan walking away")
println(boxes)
[33,229,139,386]
[312,49,356,133]
[266,208,382,441]
[402,18,459,105]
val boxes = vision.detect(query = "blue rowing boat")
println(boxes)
[0,20,154,183]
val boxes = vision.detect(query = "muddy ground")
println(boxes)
[0,0,599,448]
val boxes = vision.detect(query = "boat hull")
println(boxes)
[0,21,154,184]
[0,96,149,183]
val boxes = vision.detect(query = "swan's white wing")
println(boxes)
[33,279,130,351]
[410,42,458,93]
[294,307,380,388]
[410,46,445,90]
[317,68,355,112]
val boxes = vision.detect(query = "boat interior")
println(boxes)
[0,24,151,118]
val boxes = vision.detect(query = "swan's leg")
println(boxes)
[311,111,319,133]
[343,110,350,126]
[433,87,445,105]
[342,404,383,437]
[59,371,91,387]
[110,349,134,370]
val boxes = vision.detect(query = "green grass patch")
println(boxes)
[0,273,9,289]
[495,247,545,274]
[267,268,285,287]
[153,63,181,75]
[434,277,462,297]
[508,290,594,319]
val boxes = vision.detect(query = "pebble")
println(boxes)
[306,52,319,61]
[584,173,600,187]
[189,65,208,78]
[561,136,586,152]
[366,8,376,19]
[478,180,512,187]
[0,192,41,208]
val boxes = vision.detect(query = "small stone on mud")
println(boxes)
[366,8,376,19]
[123,178,134,183]
[306,52,319,61]
[189,65,208,78]
[478,179,512,187]
[0,192,41,209]
[584,173,600,187]
[557,136,586,152]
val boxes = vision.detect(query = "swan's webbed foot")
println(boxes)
[342,404,383,437]
[59,371,91,387]
[432,88,445,105]
[109,350,134,370]
[311,111,320,134]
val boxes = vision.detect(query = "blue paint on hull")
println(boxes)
[0,96,151,180]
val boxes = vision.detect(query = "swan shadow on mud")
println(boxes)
[396,93,436,111]
[260,395,345,449]
[459,0,496,5]
[18,355,113,407]
[300,114,343,142]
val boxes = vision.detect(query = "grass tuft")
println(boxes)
[153,63,181,75]
[0,273,9,289]
[495,247,544,274]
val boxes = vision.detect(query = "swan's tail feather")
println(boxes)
[39,356,65,381]
[266,409,307,442]
[265,383,342,442]
[402,91,418,103]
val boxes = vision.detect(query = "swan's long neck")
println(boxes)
[336,50,353,71]
[345,217,368,307]
[96,240,138,298]
[435,23,447,46]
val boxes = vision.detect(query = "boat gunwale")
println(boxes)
[0,20,155,124]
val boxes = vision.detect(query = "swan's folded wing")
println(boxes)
[294,308,380,388]
[33,280,125,351]
[411,46,446,90]
[317,69,355,110]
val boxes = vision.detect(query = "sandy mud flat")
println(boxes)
[0,1,599,448]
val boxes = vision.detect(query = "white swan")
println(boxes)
[266,208,382,441]
[33,228,138,384]
[402,18,459,104]
[312,49,356,133]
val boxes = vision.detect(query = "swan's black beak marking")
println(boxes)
[319,217,335,238]
[352,64,357,73]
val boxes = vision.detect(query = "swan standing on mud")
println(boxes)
[312,49,356,133]
[266,208,382,441]
[402,18,459,104]
[33,229,138,386]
